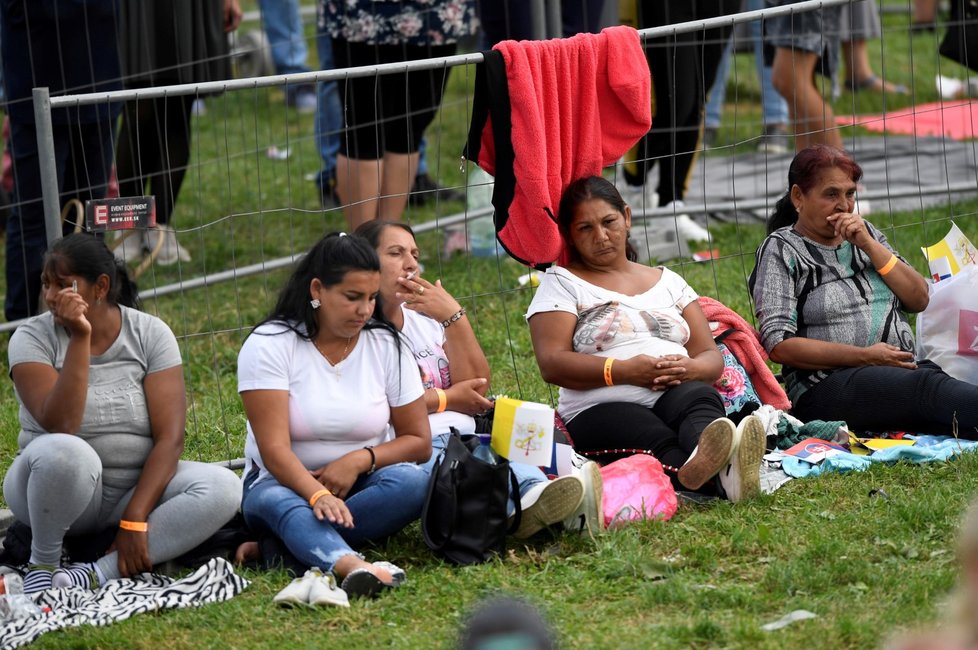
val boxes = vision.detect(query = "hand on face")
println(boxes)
[46,281,92,336]
[396,275,461,322]
[826,211,873,249]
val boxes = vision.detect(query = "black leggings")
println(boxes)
[793,360,978,438]
[115,95,195,226]
[564,381,726,470]
[333,40,455,160]
[630,0,739,205]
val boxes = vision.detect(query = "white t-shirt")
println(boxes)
[398,305,476,436]
[525,266,699,422]
[238,321,424,484]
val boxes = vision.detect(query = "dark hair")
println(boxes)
[768,145,864,234]
[556,176,637,263]
[257,232,401,346]
[44,233,141,309]
[354,220,416,250]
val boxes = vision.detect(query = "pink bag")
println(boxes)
[600,454,677,527]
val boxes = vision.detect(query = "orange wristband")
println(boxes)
[119,520,148,533]
[308,488,331,507]
[435,388,448,413]
[603,357,615,386]
[877,255,898,276]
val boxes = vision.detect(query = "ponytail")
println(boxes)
[767,191,798,234]
[113,258,141,310]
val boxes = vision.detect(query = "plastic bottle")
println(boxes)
[473,434,498,465]
[0,572,41,621]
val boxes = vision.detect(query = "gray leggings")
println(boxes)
[3,434,241,579]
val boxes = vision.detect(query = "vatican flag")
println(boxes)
[921,222,977,283]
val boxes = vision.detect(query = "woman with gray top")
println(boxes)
[3,234,241,594]
[750,145,978,437]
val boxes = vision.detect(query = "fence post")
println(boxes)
[32,87,63,246]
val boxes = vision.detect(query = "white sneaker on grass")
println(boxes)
[512,476,584,539]
[677,417,736,491]
[146,225,192,265]
[718,415,766,503]
[273,567,324,607]
[307,572,350,608]
[562,453,605,537]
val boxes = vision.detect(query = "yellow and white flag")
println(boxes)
[490,397,554,466]
[921,222,977,282]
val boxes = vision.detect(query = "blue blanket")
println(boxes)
[782,436,978,478]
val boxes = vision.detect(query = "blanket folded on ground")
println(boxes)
[780,436,978,478]
[0,557,248,649]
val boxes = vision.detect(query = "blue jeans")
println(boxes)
[259,0,310,75]
[242,462,428,571]
[704,0,788,129]
[314,26,341,180]
[423,433,547,517]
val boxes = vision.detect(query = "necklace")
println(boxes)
[314,336,352,376]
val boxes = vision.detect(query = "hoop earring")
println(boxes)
[310,298,321,309]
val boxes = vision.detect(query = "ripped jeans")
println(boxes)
[241,462,428,572]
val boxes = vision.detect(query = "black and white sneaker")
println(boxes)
[718,415,765,503]
[512,476,584,539]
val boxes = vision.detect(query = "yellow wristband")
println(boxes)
[877,255,899,276]
[119,520,148,533]
[308,488,331,507]
[603,357,615,386]
[435,388,448,413]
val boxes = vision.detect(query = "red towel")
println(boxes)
[698,296,791,411]
[469,26,651,267]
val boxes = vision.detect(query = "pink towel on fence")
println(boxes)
[467,25,651,267]
[698,296,791,411]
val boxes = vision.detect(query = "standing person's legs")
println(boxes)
[792,362,978,438]
[749,0,789,127]
[115,100,160,202]
[704,41,733,134]
[150,95,194,227]
[258,0,310,75]
[314,27,342,197]
[562,0,606,36]
[478,0,534,46]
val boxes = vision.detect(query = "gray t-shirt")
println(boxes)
[749,222,915,402]
[8,306,183,496]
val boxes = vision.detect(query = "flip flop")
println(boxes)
[845,75,909,95]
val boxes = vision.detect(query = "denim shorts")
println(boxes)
[765,1,841,75]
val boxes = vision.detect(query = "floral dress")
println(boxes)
[323,0,478,46]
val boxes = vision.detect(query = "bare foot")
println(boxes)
[333,555,393,584]
[234,541,260,565]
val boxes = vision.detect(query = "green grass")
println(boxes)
[3,2,978,647]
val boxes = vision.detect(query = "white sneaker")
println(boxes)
[273,567,324,607]
[718,415,766,503]
[664,200,710,243]
[562,453,605,536]
[146,225,192,265]
[513,475,584,539]
[617,181,659,214]
[307,572,350,608]
[677,417,736,491]
[111,230,146,263]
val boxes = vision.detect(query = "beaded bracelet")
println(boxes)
[364,445,376,475]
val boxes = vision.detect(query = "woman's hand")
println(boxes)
[223,0,242,32]
[49,286,91,336]
[445,379,495,415]
[312,454,365,499]
[862,342,917,369]
[396,275,460,322]
[109,529,152,578]
[827,211,874,249]
[311,492,354,528]
[619,354,690,390]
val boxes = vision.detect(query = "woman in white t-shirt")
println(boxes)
[526,176,765,502]
[238,233,431,598]
[355,220,594,538]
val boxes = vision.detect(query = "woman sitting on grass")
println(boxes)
[526,176,765,503]
[356,220,596,537]
[237,233,431,599]
[750,144,978,437]
[3,233,241,593]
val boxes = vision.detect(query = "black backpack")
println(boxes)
[421,431,521,565]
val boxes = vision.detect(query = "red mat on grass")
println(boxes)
[836,100,978,140]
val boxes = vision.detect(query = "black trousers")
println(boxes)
[793,360,978,438]
[564,381,726,470]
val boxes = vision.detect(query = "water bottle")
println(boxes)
[0,572,41,621]
[473,434,498,465]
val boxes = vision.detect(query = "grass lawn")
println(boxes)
[3,2,978,647]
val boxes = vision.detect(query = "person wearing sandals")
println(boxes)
[237,233,431,600]
[750,145,978,438]
[355,220,598,537]
[3,234,241,594]
[526,176,765,503]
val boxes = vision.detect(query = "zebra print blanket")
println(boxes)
[1,558,249,649]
